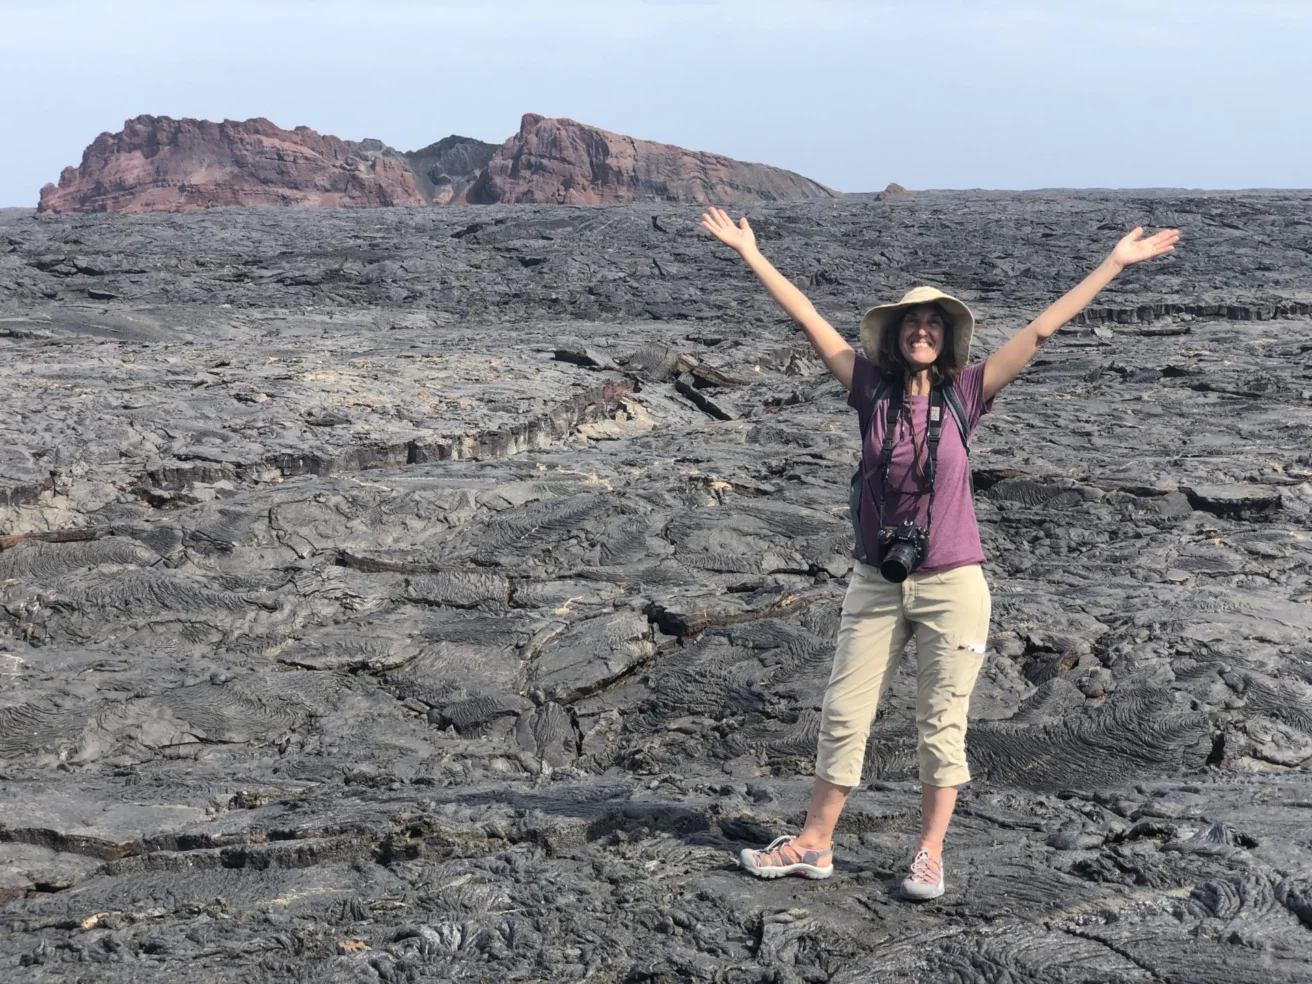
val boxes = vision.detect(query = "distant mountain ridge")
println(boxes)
[37,114,840,214]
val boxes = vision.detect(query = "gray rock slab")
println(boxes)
[1,194,1310,982]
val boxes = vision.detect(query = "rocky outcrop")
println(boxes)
[876,181,914,200]
[37,116,428,214]
[401,135,499,205]
[4,193,1312,980]
[38,114,840,213]
[465,113,840,205]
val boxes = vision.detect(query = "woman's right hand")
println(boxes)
[699,205,855,390]
[701,206,758,256]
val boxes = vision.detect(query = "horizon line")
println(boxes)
[6,187,1312,210]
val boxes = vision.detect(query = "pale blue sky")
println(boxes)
[2,0,1309,206]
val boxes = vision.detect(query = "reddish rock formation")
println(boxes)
[464,114,839,205]
[38,116,427,214]
[875,182,914,200]
[38,113,840,213]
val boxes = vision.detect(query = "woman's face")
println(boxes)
[898,304,947,370]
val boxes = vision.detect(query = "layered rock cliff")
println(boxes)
[465,114,839,205]
[37,116,428,214]
[38,113,840,213]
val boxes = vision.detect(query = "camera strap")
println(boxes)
[924,386,944,533]
[871,384,946,532]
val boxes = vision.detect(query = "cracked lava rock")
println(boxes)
[1,191,1311,982]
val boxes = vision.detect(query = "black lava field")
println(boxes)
[1,192,1311,983]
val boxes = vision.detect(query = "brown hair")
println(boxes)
[875,302,963,386]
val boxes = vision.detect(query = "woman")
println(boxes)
[700,206,1179,900]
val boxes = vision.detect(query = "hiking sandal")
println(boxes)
[901,848,945,900]
[739,835,834,880]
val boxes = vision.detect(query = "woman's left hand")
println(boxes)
[1110,226,1180,269]
[984,225,1182,400]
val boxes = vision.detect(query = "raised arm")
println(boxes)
[701,207,857,391]
[982,227,1181,401]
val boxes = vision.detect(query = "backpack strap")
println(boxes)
[858,377,895,445]
[850,376,894,564]
[940,381,971,456]
[940,379,976,500]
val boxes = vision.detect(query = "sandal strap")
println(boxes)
[909,849,942,882]
[758,840,802,867]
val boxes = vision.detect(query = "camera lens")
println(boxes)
[880,542,917,582]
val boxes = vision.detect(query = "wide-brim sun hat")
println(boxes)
[859,286,975,368]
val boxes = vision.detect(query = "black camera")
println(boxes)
[877,523,929,582]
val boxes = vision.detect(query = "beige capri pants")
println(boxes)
[815,561,991,788]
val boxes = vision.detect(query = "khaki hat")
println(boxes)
[858,286,975,368]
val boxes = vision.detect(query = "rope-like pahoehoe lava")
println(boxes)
[1,194,1310,981]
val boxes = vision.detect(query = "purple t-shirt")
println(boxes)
[848,355,993,573]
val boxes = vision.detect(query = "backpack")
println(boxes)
[848,377,971,564]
